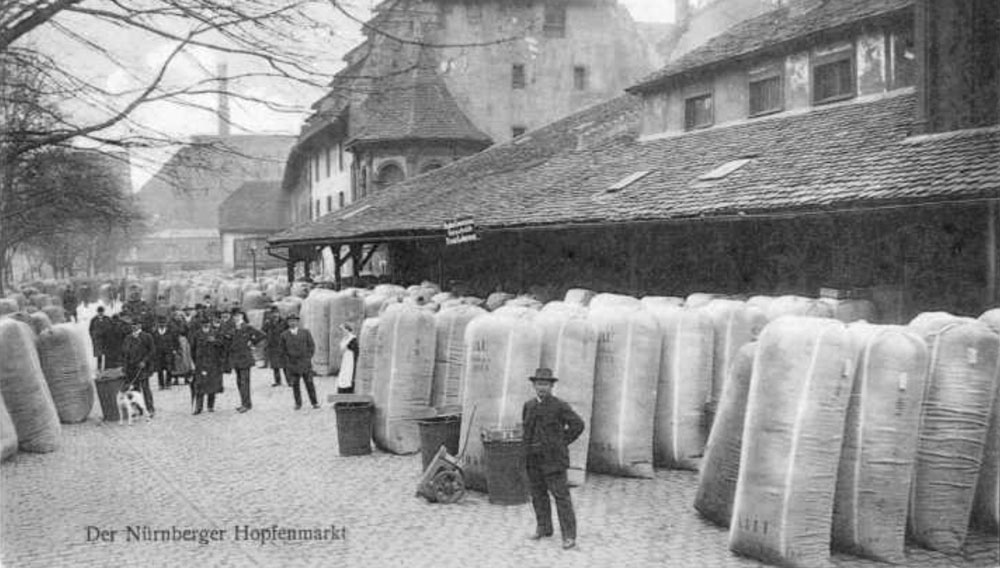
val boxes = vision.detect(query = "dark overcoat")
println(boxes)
[522,395,585,474]
[190,328,225,395]
[227,324,266,370]
[122,331,155,381]
[280,328,315,374]
[262,316,288,369]
[151,327,179,368]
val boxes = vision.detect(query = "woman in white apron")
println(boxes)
[336,323,359,394]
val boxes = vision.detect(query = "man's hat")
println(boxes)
[96,306,105,313]
[194,303,204,310]
[156,316,167,324]
[528,368,558,383]
[287,313,300,321]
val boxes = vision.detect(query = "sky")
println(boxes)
[32,0,674,191]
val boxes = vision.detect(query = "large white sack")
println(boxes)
[354,318,380,397]
[275,297,301,318]
[37,324,95,424]
[243,290,269,310]
[485,292,515,311]
[327,290,365,375]
[640,296,684,310]
[371,303,436,454]
[1,389,17,461]
[746,295,773,313]
[974,308,1000,531]
[685,293,719,308]
[588,299,660,478]
[831,323,928,563]
[168,281,188,308]
[537,302,598,486]
[457,307,542,492]
[431,304,486,410]
[140,277,158,304]
[645,304,713,471]
[564,288,596,306]
[702,300,767,421]
[300,288,337,375]
[694,342,756,527]
[907,314,999,553]
[831,299,877,324]
[0,319,60,453]
[764,295,833,320]
[729,316,855,568]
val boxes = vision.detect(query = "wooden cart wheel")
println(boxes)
[432,470,465,504]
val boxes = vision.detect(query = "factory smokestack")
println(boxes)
[217,63,230,136]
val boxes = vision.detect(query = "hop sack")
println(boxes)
[694,342,756,527]
[701,300,766,429]
[300,289,337,375]
[729,316,855,568]
[371,303,436,454]
[0,319,60,452]
[431,304,486,410]
[37,324,95,423]
[327,290,365,375]
[645,304,713,470]
[973,308,1000,531]
[831,323,928,563]
[354,318,380,397]
[588,296,661,479]
[1,389,17,461]
[907,314,999,552]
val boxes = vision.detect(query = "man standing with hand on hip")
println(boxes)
[522,367,584,550]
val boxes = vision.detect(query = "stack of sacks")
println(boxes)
[169,280,188,308]
[729,316,855,568]
[371,303,436,454]
[701,299,767,429]
[685,293,720,308]
[764,295,833,320]
[274,297,302,318]
[140,277,158,304]
[243,290,269,310]
[354,318,381,397]
[502,296,544,311]
[265,281,290,300]
[974,308,1000,532]
[746,295,773,314]
[907,312,999,553]
[587,293,661,479]
[485,291,515,311]
[431,304,487,410]
[27,312,53,337]
[0,319,60,452]
[327,289,365,375]
[0,299,18,316]
[829,299,878,324]
[431,292,455,306]
[300,289,337,376]
[694,342,756,526]
[536,301,598,486]
[1,390,17,461]
[563,288,597,306]
[364,291,400,318]
[290,281,311,299]
[458,306,542,491]
[36,324,96,423]
[831,322,928,563]
[643,300,713,471]
[42,305,65,324]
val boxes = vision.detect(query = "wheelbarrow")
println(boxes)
[415,445,466,504]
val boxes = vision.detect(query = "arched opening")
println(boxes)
[375,162,405,190]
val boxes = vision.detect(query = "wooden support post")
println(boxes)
[286,260,295,283]
[988,200,998,305]
[517,232,525,292]
[333,246,343,289]
[350,244,363,287]
[358,244,379,272]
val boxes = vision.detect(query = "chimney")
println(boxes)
[675,0,689,25]
[217,63,230,136]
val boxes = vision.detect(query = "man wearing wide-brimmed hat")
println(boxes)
[121,315,157,418]
[523,367,585,550]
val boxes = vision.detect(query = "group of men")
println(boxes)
[88,301,326,417]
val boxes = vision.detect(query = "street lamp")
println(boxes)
[249,244,258,283]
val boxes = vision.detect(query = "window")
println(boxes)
[375,162,405,190]
[512,126,527,138]
[684,93,713,130]
[544,3,566,37]
[359,167,368,198]
[314,154,320,181]
[326,195,332,213]
[314,199,320,219]
[573,66,588,91]
[890,29,916,89]
[512,64,526,89]
[338,144,344,172]
[749,72,783,117]
[325,146,331,177]
[338,192,345,208]
[812,49,855,104]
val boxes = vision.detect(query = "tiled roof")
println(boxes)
[218,180,288,233]
[629,0,913,93]
[347,50,492,146]
[270,91,1000,246]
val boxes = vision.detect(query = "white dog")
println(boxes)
[117,388,150,425]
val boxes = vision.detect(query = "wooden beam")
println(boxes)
[358,243,379,271]
[333,250,343,289]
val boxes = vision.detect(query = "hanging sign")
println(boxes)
[445,217,479,245]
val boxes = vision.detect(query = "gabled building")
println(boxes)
[270,0,999,321]
[218,180,288,270]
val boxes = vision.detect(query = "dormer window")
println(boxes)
[749,65,783,117]
[684,93,713,131]
[812,46,855,105]
[544,3,566,37]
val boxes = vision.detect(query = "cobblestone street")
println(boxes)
[2,345,998,568]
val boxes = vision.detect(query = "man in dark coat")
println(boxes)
[262,307,288,386]
[89,306,112,370]
[522,368,585,550]
[121,316,157,417]
[227,310,266,413]
[279,313,319,409]
[102,314,129,368]
[62,287,78,322]
[151,317,180,390]
[190,318,225,414]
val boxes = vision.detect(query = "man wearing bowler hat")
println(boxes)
[523,367,585,550]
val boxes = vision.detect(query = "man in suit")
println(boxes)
[88,306,112,370]
[122,315,157,418]
[151,316,179,390]
[522,367,585,550]
[279,313,319,410]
